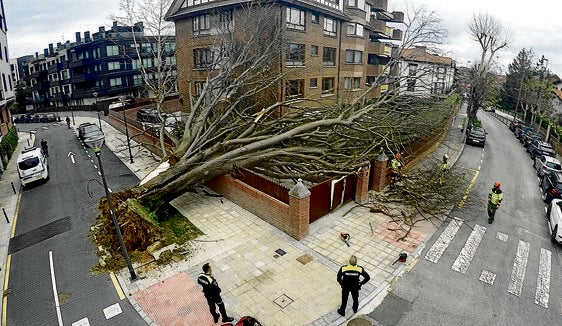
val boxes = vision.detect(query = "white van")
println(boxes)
[17,147,49,187]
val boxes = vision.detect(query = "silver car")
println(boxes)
[534,155,562,178]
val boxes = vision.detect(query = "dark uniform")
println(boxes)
[198,272,233,323]
[337,260,370,316]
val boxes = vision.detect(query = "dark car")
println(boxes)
[78,122,102,142]
[40,113,57,123]
[540,170,562,203]
[509,119,525,132]
[522,131,542,148]
[528,139,555,159]
[466,126,486,147]
[515,125,533,140]
[137,108,165,123]
[32,114,41,123]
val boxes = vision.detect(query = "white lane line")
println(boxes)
[103,303,123,319]
[452,224,486,274]
[496,232,508,242]
[49,251,64,326]
[72,317,90,326]
[508,240,530,297]
[535,248,551,308]
[425,218,463,263]
[479,269,496,285]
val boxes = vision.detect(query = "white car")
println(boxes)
[534,155,562,178]
[17,147,49,187]
[545,199,562,244]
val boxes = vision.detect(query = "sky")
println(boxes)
[5,0,562,75]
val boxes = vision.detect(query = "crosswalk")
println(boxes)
[424,218,556,310]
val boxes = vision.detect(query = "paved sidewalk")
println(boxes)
[0,104,466,326]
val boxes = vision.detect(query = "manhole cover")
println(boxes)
[273,294,293,308]
[274,248,286,256]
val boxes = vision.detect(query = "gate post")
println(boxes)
[355,163,370,204]
[371,150,389,191]
[288,179,311,240]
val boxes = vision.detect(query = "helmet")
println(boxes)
[443,154,449,160]
[395,153,401,159]
[494,181,500,188]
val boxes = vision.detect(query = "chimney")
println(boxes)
[75,32,81,43]
[49,43,54,55]
[113,21,118,28]
[44,49,49,57]
[35,52,39,58]
[56,42,62,49]
[84,31,90,42]
[99,26,105,33]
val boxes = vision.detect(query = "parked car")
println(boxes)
[40,113,57,123]
[515,125,533,140]
[534,155,562,178]
[137,108,165,123]
[16,147,49,187]
[545,199,562,244]
[509,119,525,132]
[540,170,562,203]
[528,139,556,159]
[78,122,103,145]
[522,132,542,148]
[465,126,487,147]
[32,114,41,123]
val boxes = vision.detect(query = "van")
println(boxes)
[17,147,49,187]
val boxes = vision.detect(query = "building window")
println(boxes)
[166,56,177,65]
[194,48,214,68]
[133,74,143,85]
[286,7,305,30]
[322,77,335,94]
[310,78,318,88]
[311,13,319,23]
[323,47,336,66]
[108,61,120,71]
[286,79,304,98]
[344,77,361,90]
[347,23,364,37]
[110,77,122,87]
[311,45,319,56]
[193,14,211,35]
[286,43,305,66]
[106,45,119,56]
[132,59,141,69]
[142,58,154,68]
[407,79,416,91]
[347,0,365,9]
[323,18,337,37]
[408,63,418,76]
[345,50,362,64]
[366,76,377,86]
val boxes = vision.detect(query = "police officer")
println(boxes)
[487,181,503,224]
[336,255,370,316]
[197,263,234,323]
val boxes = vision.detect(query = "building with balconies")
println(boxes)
[164,0,404,108]
[399,46,456,97]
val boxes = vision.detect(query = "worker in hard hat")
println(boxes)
[487,181,503,224]
[390,152,403,186]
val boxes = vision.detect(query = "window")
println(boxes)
[367,54,381,65]
[141,43,154,53]
[110,77,122,87]
[286,8,305,30]
[347,0,365,9]
[407,79,416,91]
[286,79,304,98]
[131,59,141,69]
[286,43,305,66]
[310,78,318,88]
[166,56,177,65]
[60,70,69,80]
[347,23,364,37]
[323,18,336,37]
[106,45,119,56]
[311,13,319,23]
[311,45,319,56]
[108,61,120,71]
[193,14,211,35]
[408,63,418,76]
[323,47,336,66]
[194,48,213,68]
[142,58,154,68]
[165,42,176,52]
[345,50,362,64]
[133,74,143,85]
[344,77,361,90]
[366,76,376,86]
[322,77,335,94]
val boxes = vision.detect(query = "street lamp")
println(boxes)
[93,92,102,131]
[84,133,137,281]
[120,97,134,164]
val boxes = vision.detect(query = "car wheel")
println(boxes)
[551,225,558,243]
[541,188,549,203]
[546,205,551,219]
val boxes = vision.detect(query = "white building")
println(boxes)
[399,46,455,97]
[0,0,14,135]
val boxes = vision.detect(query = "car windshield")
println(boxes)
[546,162,562,170]
[539,144,554,151]
[83,125,100,133]
[18,157,39,170]
[471,129,485,136]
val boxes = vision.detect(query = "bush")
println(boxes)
[0,127,19,168]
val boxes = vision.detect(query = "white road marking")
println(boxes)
[508,240,530,297]
[452,224,486,274]
[535,248,551,308]
[103,303,123,319]
[71,317,90,326]
[496,232,508,241]
[49,251,64,326]
[425,218,463,263]
[479,269,496,285]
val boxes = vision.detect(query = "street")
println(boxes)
[368,111,562,325]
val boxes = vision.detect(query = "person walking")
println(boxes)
[197,263,234,323]
[336,255,370,317]
[390,152,403,185]
[487,181,503,224]
[40,139,49,157]
[66,116,71,129]
[439,154,449,185]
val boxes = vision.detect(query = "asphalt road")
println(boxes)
[5,122,146,325]
[368,111,562,325]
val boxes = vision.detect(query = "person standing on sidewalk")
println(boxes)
[336,255,370,316]
[197,263,234,323]
[487,181,503,224]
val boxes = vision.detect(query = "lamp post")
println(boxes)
[93,92,102,131]
[120,97,134,164]
[84,133,137,281]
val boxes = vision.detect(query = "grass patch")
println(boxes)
[157,202,203,246]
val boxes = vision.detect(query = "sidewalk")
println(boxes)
[0,104,466,326]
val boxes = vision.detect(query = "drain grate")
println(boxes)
[9,216,72,254]
[274,248,287,258]
[273,294,293,308]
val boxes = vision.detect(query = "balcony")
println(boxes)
[69,57,94,68]
[366,64,384,76]
[370,0,388,10]
[368,18,387,35]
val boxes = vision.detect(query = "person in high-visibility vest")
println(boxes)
[488,181,504,224]
[197,263,235,323]
[390,152,403,185]
[439,154,450,185]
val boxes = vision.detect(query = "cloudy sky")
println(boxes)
[5,0,562,74]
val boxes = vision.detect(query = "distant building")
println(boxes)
[399,46,456,97]
[18,21,176,111]
[0,0,14,134]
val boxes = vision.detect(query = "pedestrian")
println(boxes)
[439,154,449,185]
[336,255,370,317]
[390,152,403,185]
[66,116,71,129]
[197,263,234,323]
[487,181,503,224]
[40,139,49,157]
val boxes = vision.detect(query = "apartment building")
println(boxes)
[19,21,177,111]
[0,0,13,135]
[165,0,404,108]
[400,46,456,97]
